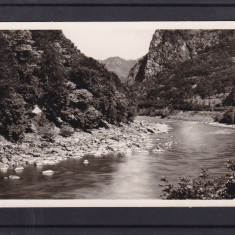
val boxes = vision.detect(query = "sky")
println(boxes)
[1,22,235,61]
[62,25,155,60]
[60,22,235,60]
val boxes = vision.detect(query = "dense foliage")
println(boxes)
[160,161,235,199]
[0,30,135,141]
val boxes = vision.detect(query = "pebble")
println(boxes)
[83,160,89,164]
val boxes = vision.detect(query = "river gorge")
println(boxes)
[0,117,234,199]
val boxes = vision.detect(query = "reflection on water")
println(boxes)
[0,117,235,199]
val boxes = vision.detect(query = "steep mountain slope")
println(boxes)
[128,30,235,113]
[0,30,135,142]
[100,57,136,82]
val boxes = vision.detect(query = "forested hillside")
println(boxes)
[0,30,135,142]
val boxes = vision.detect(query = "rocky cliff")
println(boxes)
[128,30,235,113]
[100,56,136,83]
[0,30,135,142]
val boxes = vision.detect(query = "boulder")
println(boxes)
[1,157,8,164]
[42,170,54,176]
[59,126,74,137]
[0,166,9,173]
[9,175,20,180]
[15,166,24,172]
[32,105,42,115]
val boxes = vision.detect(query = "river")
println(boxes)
[0,117,235,199]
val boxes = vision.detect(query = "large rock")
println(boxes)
[9,175,20,180]
[128,30,235,112]
[1,157,8,164]
[32,105,42,115]
[129,30,225,82]
[42,170,54,176]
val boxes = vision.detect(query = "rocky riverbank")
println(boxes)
[168,110,219,123]
[0,117,169,173]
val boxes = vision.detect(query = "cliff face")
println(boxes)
[144,30,223,78]
[128,30,235,113]
[0,30,135,141]
[100,57,136,83]
[128,55,148,84]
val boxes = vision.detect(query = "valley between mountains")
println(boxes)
[0,30,235,199]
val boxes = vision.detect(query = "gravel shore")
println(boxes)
[0,117,169,172]
[168,110,218,123]
[168,110,235,129]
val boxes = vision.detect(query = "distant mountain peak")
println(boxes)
[100,56,137,83]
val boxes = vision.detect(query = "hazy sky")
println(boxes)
[62,23,155,60]
[1,22,235,61]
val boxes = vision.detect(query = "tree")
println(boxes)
[223,87,235,106]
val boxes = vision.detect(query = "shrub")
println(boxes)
[0,93,27,142]
[160,161,235,199]
[59,125,74,137]
[38,122,58,142]
[223,88,235,106]
[214,113,223,123]
[219,108,235,124]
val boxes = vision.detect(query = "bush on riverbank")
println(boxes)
[138,107,173,118]
[214,108,235,124]
[160,160,235,199]
[59,125,75,137]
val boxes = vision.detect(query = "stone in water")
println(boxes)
[42,170,54,176]
[0,167,8,173]
[9,175,20,180]
[15,166,24,171]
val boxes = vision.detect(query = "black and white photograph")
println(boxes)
[0,22,235,201]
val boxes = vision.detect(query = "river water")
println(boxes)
[0,117,235,199]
